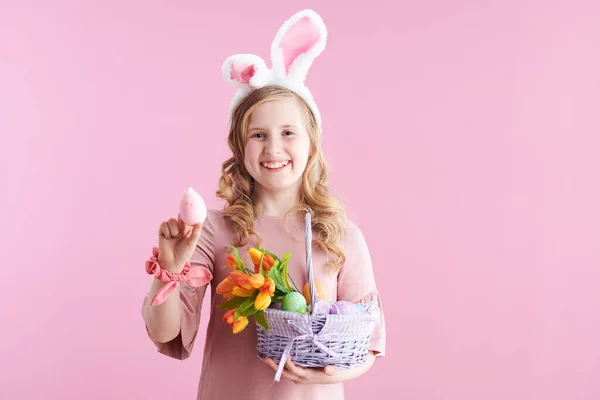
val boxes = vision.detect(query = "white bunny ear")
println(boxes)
[222,54,270,89]
[270,9,327,83]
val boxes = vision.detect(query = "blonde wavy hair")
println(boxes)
[216,85,347,273]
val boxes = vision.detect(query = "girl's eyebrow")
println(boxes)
[248,126,265,132]
[248,124,298,132]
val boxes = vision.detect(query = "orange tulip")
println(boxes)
[229,270,253,290]
[254,291,272,310]
[260,278,275,296]
[232,315,249,334]
[232,286,255,297]
[225,255,243,271]
[249,248,275,272]
[223,309,248,334]
[249,273,265,289]
[216,277,235,295]
[222,309,236,327]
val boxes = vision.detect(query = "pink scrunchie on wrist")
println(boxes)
[145,247,213,306]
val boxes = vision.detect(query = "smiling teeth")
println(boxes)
[262,160,290,169]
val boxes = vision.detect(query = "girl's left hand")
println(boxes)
[263,356,337,385]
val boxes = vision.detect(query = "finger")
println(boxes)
[177,213,186,231]
[285,356,307,380]
[159,222,171,239]
[188,223,203,243]
[177,213,191,235]
[167,218,179,237]
[323,365,336,376]
[264,358,276,371]
[264,358,300,384]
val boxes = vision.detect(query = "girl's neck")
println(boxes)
[254,184,300,217]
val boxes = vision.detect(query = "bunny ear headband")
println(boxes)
[222,9,327,130]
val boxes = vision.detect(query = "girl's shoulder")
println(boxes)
[340,216,369,250]
[205,208,226,226]
[198,208,234,244]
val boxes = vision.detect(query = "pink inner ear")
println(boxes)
[230,63,256,84]
[279,16,321,74]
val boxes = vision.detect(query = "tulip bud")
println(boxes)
[254,291,272,310]
[249,248,275,271]
[232,286,255,297]
[222,309,236,327]
[249,273,265,289]
[229,270,253,290]
[260,278,276,297]
[216,277,235,294]
[232,316,249,334]
[225,255,243,271]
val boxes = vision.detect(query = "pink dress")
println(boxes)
[142,210,386,400]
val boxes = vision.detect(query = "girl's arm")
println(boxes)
[328,351,377,383]
[142,279,183,343]
[263,351,378,385]
[141,211,217,360]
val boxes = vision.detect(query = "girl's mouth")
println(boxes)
[260,160,291,171]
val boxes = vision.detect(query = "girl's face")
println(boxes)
[244,98,312,195]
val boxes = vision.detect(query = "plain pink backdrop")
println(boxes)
[1,1,599,399]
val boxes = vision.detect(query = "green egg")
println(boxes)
[282,292,307,313]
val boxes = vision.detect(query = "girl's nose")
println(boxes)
[265,137,282,156]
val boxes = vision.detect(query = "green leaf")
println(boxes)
[238,294,257,316]
[232,246,245,272]
[254,310,269,331]
[271,259,281,270]
[276,267,288,291]
[272,294,286,303]
[279,252,300,291]
[242,305,258,317]
[281,257,293,291]
[216,296,246,310]
[281,251,292,263]
[268,264,289,294]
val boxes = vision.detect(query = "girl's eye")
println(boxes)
[253,133,265,138]
[284,130,294,136]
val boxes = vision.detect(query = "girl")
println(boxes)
[142,9,385,400]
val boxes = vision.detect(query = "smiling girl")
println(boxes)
[142,10,386,400]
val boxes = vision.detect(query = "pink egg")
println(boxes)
[179,186,207,225]
[329,301,359,315]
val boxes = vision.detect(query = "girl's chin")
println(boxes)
[254,177,302,193]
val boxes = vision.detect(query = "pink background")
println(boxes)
[1,1,599,399]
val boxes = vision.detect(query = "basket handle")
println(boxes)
[304,212,317,315]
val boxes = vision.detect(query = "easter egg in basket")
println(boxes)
[329,300,360,315]
[354,304,367,312]
[302,280,329,305]
[282,292,307,313]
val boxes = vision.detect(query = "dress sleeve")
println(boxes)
[336,221,386,357]
[141,210,216,360]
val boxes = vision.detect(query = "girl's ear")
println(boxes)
[270,9,327,83]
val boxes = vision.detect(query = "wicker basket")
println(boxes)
[256,212,380,382]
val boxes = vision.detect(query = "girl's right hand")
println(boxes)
[157,214,203,273]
